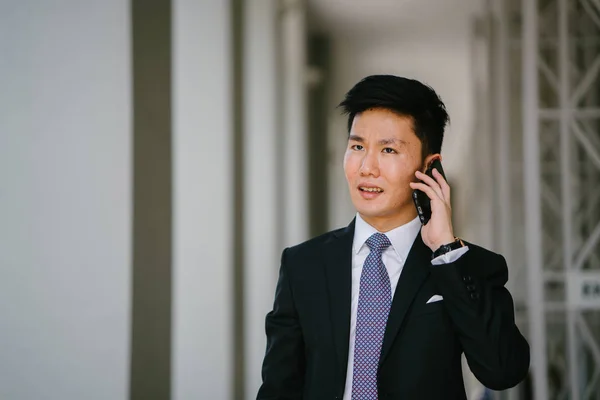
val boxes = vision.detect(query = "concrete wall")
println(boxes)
[0,1,132,399]
[243,0,279,397]
[171,1,233,399]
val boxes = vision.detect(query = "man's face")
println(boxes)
[343,108,428,230]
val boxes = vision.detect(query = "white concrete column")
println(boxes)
[327,37,360,231]
[280,0,310,247]
[0,2,132,400]
[243,0,280,398]
[171,1,233,399]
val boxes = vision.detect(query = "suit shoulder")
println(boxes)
[463,241,509,279]
[284,226,346,259]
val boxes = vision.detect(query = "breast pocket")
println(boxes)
[408,299,445,319]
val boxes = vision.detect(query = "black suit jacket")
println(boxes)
[257,219,530,399]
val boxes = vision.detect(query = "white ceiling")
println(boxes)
[307,0,482,35]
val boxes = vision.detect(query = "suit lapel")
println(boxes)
[324,219,355,380]
[380,231,432,365]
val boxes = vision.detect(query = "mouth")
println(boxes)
[358,185,384,199]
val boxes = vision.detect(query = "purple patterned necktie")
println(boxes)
[351,232,392,399]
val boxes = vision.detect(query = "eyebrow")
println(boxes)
[349,135,407,146]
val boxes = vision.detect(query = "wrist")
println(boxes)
[432,235,455,252]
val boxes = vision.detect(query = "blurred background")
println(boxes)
[1,0,599,399]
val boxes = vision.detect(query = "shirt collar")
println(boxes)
[352,213,421,262]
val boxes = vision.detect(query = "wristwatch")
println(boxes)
[432,237,465,260]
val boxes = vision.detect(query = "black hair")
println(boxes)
[338,75,450,161]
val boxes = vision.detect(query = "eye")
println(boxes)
[382,147,397,154]
[351,144,364,151]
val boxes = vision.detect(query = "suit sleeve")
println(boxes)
[257,248,305,399]
[429,247,530,390]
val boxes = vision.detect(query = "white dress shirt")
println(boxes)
[342,213,469,399]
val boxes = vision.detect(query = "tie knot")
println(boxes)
[366,232,391,253]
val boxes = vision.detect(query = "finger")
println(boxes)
[415,171,444,200]
[432,169,451,201]
[409,182,443,202]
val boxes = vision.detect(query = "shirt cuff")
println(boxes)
[431,246,469,265]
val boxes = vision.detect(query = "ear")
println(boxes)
[422,153,442,171]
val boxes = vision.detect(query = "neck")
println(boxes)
[359,208,418,233]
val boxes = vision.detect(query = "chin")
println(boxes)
[353,198,411,221]
[354,204,390,219]
[360,211,391,220]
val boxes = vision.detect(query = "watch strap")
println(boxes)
[432,237,464,260]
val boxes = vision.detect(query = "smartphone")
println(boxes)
[412,158,446,225]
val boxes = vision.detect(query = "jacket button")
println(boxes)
[466,284,476,292]
[470,292,480,300]
[463,275,473,283]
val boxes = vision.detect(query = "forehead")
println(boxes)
[350,108,416,139]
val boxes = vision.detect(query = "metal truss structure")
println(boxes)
[491,0,600,398]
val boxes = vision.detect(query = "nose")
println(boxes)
[359,150,380,177]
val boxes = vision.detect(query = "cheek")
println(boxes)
[343,151,358,179]
[381,156,414,187]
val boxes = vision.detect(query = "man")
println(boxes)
[257,75,530,399]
